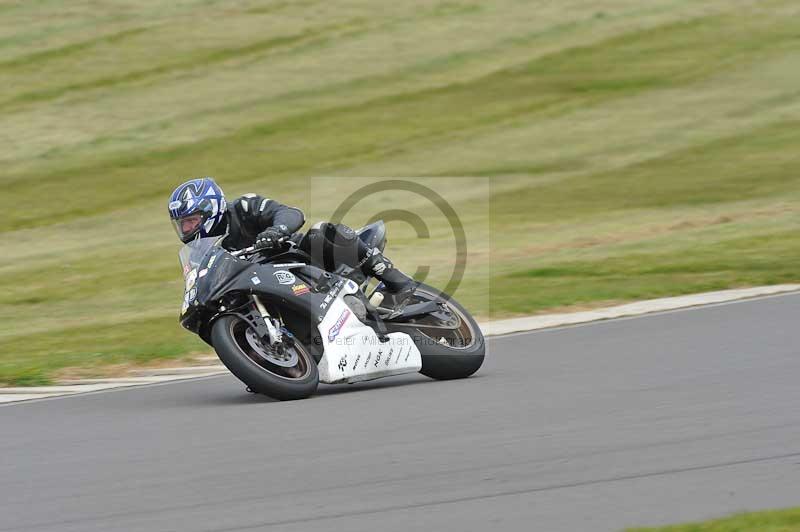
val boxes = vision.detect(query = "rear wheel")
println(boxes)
[385,283,485,380]
[211,315,319,400]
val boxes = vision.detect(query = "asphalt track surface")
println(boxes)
[2,294,800,532]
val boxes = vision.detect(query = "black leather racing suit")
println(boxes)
[219,194,413,294]
[220,194,305,251]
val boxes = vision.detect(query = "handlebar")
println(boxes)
[230,238,295,258]
[230,247,256,258]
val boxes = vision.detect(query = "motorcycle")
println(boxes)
[177,221,485,400]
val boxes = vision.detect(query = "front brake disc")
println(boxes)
[244,327,299,367]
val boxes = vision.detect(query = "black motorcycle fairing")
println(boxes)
[177,237,364,346]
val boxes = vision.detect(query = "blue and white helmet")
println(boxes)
[168,177,227,243]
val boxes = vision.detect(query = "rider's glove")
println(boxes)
[254,227,286,250]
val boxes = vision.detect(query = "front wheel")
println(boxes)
[211,315,319,400]
[386,283,485,380]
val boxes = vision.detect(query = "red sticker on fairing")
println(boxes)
[292,283,311,296]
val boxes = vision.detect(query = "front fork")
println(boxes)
[223,295,284,346]
[253,295,282,345]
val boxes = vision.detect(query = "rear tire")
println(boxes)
[388,283,485,380]
[211,315,319,400]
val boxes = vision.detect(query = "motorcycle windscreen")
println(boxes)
[178,236,226,315]
[179,236,224,274]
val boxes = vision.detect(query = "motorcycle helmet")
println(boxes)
[168,177,227,243]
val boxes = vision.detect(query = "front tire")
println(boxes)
[211,315,319,400]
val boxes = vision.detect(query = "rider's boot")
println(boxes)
[362,250,417,307]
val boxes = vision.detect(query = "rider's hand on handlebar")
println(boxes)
[254,227,286,251]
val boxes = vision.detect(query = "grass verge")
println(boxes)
[2,1,799,384]
[627,507,800,531]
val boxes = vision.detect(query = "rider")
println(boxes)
[167,177,416,301]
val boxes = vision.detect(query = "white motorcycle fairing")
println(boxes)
[316,281,422,384]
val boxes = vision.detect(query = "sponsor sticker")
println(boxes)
[251,276,261,285]
[330,280,344,296]
[185,269,198,290]
[319,293,334,310]
[292,283,311,296]
[327,309,351,342]
[274,270,296,285]
[319,279,345,310]
[169,200,182,210]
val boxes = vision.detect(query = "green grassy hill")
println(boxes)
[2,0,800,384]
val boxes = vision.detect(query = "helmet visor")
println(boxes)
[172,213,204,242]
